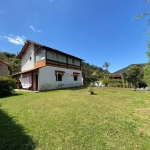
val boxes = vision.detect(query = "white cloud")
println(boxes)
[0,35,26,45]
[30,26,42,32]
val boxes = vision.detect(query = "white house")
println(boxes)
[12,40,83,91]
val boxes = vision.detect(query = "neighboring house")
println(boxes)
[109,73,122,79]
[11,40,83,91]
[0,59,10,76]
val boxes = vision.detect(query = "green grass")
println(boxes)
[1,87,150,150]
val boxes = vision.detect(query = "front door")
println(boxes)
[35,74,38,91]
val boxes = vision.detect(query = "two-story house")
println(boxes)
[12,40,83,91]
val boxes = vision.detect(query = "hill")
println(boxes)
[113,63,146,74]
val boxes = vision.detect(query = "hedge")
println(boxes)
[0,76,16,97]
[108,79,124,87]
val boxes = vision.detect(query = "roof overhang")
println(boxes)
[10,68,40,77]
[17,39,84,61]
[0,59,10,67]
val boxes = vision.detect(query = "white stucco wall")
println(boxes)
[38,66,82,90]
[21,43,34,71]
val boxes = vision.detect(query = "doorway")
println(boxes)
[35,74,38,91]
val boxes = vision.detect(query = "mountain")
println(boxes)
[113,63,146,74]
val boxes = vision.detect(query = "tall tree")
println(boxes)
[122,65,144,88]
[144,45,150,86]
[136,0,150,86]
[103,62,110,71]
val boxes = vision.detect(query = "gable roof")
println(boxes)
[109,73,122,78]
[0,59,10,67]
[17,40,83,61]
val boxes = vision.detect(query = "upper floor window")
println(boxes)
[68,57,74,65]
[47,51,66,63]
[35,48,45,62]
[74,59,80,66]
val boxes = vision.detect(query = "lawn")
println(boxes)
[0,87,150,150]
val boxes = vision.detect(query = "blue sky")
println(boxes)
[0,0,149,73]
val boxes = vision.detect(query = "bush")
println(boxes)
[86,85,94,94]
[0,76,16,97]
[108,79,123,87]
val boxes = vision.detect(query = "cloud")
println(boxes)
[30,26,42,32]
[0,35,26,45]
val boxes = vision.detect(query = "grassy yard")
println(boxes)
[0,87,150,150]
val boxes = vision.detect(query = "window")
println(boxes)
[74,76,78,81]
[58,54,66,63]
[73,72,80,81]
[68,57,74,65]
[74,59,80,66]
[56,74,62,81]
[55,71,65,81]
[35,49,45,62]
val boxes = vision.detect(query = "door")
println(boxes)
[35,74,38,91]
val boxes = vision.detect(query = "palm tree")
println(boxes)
[103,62,110,71]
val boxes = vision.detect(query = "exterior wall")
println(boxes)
[0,63,8,76]
[34,59,46,69]
[38,66,82,91]
[21,43,34,71]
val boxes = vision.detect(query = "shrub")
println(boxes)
[86,85,94,94]
[0,76,16,97]
[108,79,123,87]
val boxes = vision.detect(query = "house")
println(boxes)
[109,73,122,79]
[0,59,10,76]
[11,40,83,91]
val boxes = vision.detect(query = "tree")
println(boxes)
[136,0,150,86]
[122,65,144,88]
[103,62,109,71]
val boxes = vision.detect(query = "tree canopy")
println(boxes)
[122,65,144,88]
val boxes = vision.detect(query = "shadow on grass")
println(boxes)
[0,109,36,150]
[0,92,23,99]
[41,86,85,93]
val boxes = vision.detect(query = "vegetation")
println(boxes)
[108,79,123,87]
[114,63,146,74]
[122,65,144,88]
[0,76,16,97]
[103,61,110,71]
[1,87,150,149]
[135,0,150,87]
[82,62,110,86]
[144,41,150,86]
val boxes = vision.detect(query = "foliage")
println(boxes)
[0,76,16,97]
[122,65,144,88]
[144,41,150,86]
[103,61,110,71]
[108,79,123,87]
[82,62,104,86]
[114,63,146,74]
[144,62,150,86]
[136,0,150,86]
[86,84,94,94]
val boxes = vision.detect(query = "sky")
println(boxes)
[0,0,149,73]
